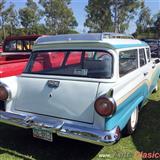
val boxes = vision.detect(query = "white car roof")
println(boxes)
[33,33,148,50]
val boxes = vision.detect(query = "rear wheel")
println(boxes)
[123,107,139,136]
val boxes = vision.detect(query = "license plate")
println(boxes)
[33,128,53,142]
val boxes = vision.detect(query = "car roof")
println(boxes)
[4,35,42,41]
[33,33,149,51]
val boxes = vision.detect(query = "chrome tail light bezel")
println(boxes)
[94,95,117,117]
[0,83,12,101]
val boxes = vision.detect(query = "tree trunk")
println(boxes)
[114,0,118,33]
[2,23,5,40]
[10,25,12,36]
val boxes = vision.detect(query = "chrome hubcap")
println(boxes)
[130,108,138,130]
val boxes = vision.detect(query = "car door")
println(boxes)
[145,47,159,92]
[138,48,157,94]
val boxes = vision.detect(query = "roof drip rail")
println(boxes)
[102,32,134,40]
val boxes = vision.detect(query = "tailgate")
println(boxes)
[13,77,99,123]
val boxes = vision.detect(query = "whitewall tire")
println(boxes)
[123,107,139,136]
[153,83,159,93]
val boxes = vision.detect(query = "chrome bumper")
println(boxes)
[0,111,120,145]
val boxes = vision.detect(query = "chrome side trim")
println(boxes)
[0,111,120,145]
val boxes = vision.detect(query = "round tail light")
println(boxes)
[94,96,116,117]
[0,85,9,101]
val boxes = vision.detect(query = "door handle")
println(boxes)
[144,72,148,76]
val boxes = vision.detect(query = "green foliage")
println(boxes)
[85,0,113,32]
[135,8,160,39]
[85,0,141,33]
[0,0,158,41]
[0,0,5,15]
[136,5,152,33]
[0,0,6,40]
[39,0,78,34]
[2,3,19,35]
[111,0,141,32]
[154,12,160,35]
[19,0,40,34]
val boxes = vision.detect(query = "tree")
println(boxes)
[111,0,141,32]
[85,0,140,33]
[136,2,152,33]
[84,0,113,32]
[39,0,78,34]
[134,3,159,39]
[19,0,40,34]
[154,12,160,37]
[2,3,19,35]
[0,0,6,39]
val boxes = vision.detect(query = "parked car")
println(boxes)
[141,39,160,58]
[0,35,41,78]
[0,33,160,145]
[0,43,3,53]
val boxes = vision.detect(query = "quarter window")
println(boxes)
[139,48,147,66]
[119,49,138,77]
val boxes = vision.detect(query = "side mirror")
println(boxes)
[155,58,160,64]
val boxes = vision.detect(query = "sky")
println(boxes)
[6,0,160,34]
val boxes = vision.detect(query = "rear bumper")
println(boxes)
[0,111,121,145]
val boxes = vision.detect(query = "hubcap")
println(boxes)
[155,84,158,91]
[130,108,138,130]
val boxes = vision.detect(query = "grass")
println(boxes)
[0,86,160,160]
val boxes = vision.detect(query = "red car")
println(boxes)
[0,35,41,78]
[0,43,3,53]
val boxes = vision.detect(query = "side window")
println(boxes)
[119,49,138,77]
[139,48,147,66]
[17,40,23,51]
[146,48,151,62]
[24,40,34,50]
[5,40,16,51]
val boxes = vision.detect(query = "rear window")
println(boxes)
[24,50,113,78]
[4,39,35,52]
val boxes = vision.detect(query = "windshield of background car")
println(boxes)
[24,50,113,78]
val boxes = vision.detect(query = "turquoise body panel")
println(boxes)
[113,42,148,49]
[105,67,160,131]
[105,83,148,130]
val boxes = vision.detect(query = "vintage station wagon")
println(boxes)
[0,33,159,145]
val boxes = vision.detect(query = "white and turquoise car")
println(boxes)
[0,33,160,145]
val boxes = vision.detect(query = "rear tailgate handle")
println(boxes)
[47,80,60,88]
